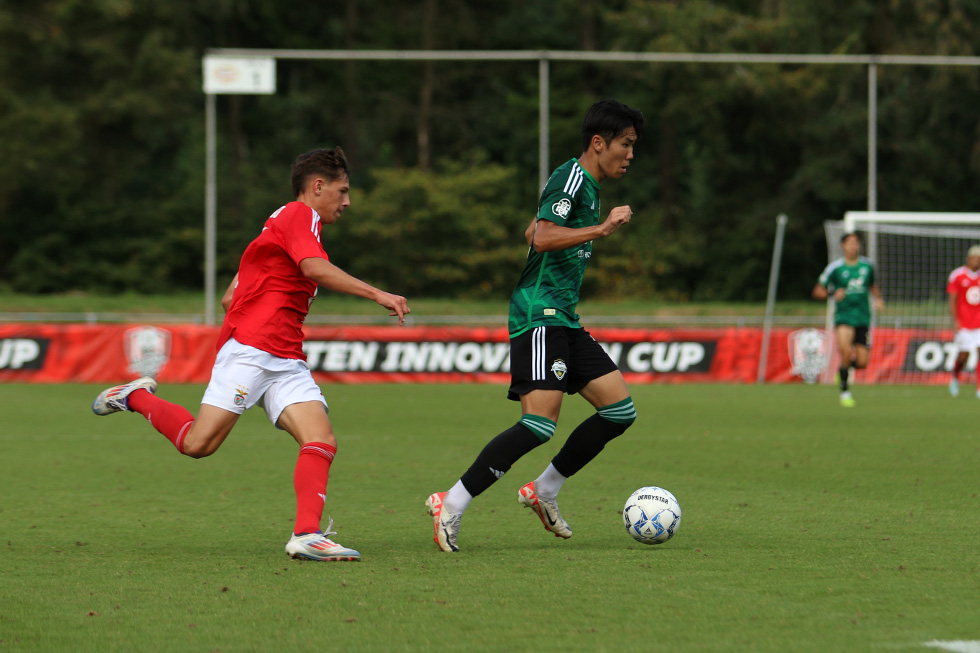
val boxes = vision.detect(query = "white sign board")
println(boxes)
[203,56,276,94]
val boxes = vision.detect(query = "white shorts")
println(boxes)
[954,328,980,352]
[201,338,327,428]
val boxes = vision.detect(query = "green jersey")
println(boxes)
[818,257,876,327]
[508,159,601,337]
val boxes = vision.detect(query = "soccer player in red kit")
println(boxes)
[947,245,980,398]
[92,148,409,561]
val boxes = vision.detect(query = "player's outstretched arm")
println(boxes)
[531,205,633,253]
[299,257,410,325]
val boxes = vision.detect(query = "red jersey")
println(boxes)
[947,266,980,329]
[217,202,328,359]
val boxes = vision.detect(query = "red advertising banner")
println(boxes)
[0,323,959,385]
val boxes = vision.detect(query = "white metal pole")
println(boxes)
[868,63,878,212]
[539,57,549,191]
[205,93,217,326]
[757,213,789,383]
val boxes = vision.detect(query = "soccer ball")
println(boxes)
[623,486,681,545]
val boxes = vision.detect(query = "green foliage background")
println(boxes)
[2,1,980,301]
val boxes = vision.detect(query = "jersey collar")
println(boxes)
[572,158,600,188]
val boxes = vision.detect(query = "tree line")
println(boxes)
[2,0,979,303]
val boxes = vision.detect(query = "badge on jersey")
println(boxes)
[552,198,572,218]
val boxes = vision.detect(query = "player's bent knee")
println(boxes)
[179,428,226,459]
[180,440,218,459]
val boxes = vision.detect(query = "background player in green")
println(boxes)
[812,232,885,407]
[425,99,644,552]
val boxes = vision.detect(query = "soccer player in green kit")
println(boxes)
[813,232,885,407]
[425,100,644,552]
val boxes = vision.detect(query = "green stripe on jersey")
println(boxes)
[520,414,557,443]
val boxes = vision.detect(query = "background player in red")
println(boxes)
[946,245,980,397]
[91,147,409,561]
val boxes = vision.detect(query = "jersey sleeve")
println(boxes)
[817,261,837,289]
[536,168,584,227]
[947,268,962,295]
[276,204,330,265]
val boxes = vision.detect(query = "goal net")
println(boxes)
[821,211,980,384]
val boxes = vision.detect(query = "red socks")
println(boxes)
[293,442,337,535]
[127,389,195,454]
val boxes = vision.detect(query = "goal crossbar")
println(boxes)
[845,211,980,231]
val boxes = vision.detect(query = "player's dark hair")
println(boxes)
[581,100,645,152]
[290,147,350,197]
[841,232,862,244]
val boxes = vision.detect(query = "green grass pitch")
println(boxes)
[1,382,978,652]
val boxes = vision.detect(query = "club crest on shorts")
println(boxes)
[551,358,568,380]
[124,326,171,378]
[788,328,828,384]
[234,385,249,407]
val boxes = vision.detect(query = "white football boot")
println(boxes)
[285,518,360,561]
[92,377,158,415]
[425,492,461,552]
[518,481,572,539]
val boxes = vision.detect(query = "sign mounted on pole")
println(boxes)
[201,55,276,324]
[203,56,276,94]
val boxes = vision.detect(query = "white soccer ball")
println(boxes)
[623,486,681,545]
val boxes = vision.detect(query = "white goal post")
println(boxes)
[821,211,980,384]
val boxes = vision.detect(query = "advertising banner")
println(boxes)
[0,323,957,385]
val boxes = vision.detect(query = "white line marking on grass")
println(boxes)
[923,641,980,653]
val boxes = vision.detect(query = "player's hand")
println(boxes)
[874,297,885,312]
[377,292,410,326]
[600,205,632,237]
[833,288,846,302]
